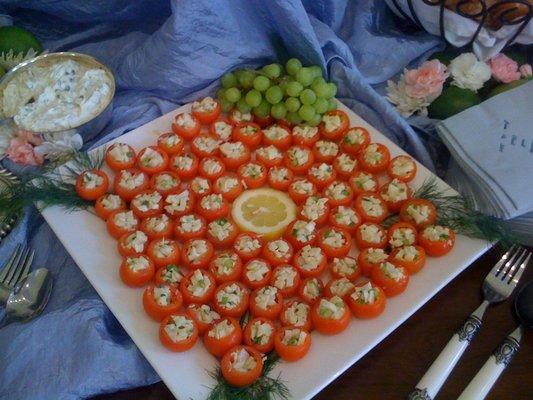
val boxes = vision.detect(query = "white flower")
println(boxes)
[449,53,491,92]
[34,130,83,161]
[386,77,431,118]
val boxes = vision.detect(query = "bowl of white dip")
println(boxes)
[0,52,115,137]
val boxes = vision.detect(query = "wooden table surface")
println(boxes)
[94,245,532,400]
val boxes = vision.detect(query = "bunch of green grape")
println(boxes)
[216,58,337,126]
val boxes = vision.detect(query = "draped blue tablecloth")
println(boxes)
[0,1,443,399]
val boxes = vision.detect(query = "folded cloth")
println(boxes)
[436,80,533,221]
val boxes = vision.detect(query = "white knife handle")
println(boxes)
[408,301,489,400]
[457,326,522,400]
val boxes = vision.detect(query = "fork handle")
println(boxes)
[408,301,489,400]
[457,326,522,400]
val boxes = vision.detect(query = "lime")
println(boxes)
[428,86,481,120]
[0,26,42,69]
[487,79,531,99]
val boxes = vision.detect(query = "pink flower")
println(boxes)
[17,130,43,146]
[489,54,521,83]
[6,138,44,166]
[519,64,532,78]
[404,60,449,101]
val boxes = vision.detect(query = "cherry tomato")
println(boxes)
[146,238,180,269]
[203,317,243,357]
[119,255,155,287]
[313,140,339,163]
[389,245,427,274]
[209,117,234,142]
[288,179,317,204]
[186,304,221,336]
[307,162,336,190]
[136,146,169,175]
[262,124,292,150]
[292,125,320,147]
[349,171,378,196]
[270,264,301,297]
[256,145,283,168]
[284,219,317,250]
[221,346,264,387]
[229,110,253,125]
[213,174,244,201]
[358,247,389,277]
[191,134,220,158]
[311,296,351,335]
[143,284,183,321]
[293,245,327,277]
[279,300,312,331]
[105,143,136,171]
[118,230,148,257]
[262,239,294,266]
[174,213,207,241]
[159,313,199,352]
[298,196,330,226]
[354,192,389,223]
[150,171,181,196]
[189,176,212,197]
[249,286,283,319]
[340,126,370,155]
[130,190,163,219]
[243,317,276,353]
[387,221,418,248]
[113,169,150,201]
[169,152,199,181]
[323,180,354,207]
[283,145,314,175]
[317,227,352,259]
[95,194,126,220]
[329,256,360,281]
[399,198,437,229]
[197,193,230,221]
[319,110,349,140]
[180,269,216,304]
[387,155,417,183]
[357,143,391,173]
[324,277,356,300]
[209,251,243,284]
[154,264,185,287]
[371,261,409,297]
[237,162,267,189]
[267,166,294,191]
[75,170,109,201]
[347,281,386,319]
[332,153,357,180]
[232,122,262,149]
[191,97,221,124]
[274,326,311,362]
[419,225,456,257]
[199,156,226,180]
[106,210,139,239]
[297,277,324,305]
[354,222,387,249]
[140,214,174,240]
[379,179,412,213]
[163,188,196,218]
[157,132,184,155]
[241,258,272,289]
[253,114,274,128]
[219,141,251,170]
[328,206,361,233]
[181,239,214,270]
[213,281,250,318]
[171,112,201,140]
[206,218,239,248]
[233,232,263,261]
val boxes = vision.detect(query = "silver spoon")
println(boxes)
[0,268,52,328]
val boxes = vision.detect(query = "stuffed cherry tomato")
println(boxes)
[389,245,426,274]
[358,247,389,277]
[284,219,317,249]
[371,261,409,297]
[358,143,391,173]
[219,141,251,170]
[155,264,184,287]
[388,155,417,183]
[143,284,183,321]
[174,213,207,240]
[354,192,389,223]
[274,327,311,362]
[294,245,327,277]
[399,198,437,229]
[380,179,412,213]
[288,179,317,204]
[198,156,226,180]
[191,135,220,158]
[164,188,196,218]
[329,206,361,233]
[330,256,360,281]
[324,180,354,207]
[355,222,387,250]
[169,152,199,181]
[313,140,339,163]
[317,227,352,259]
[242,258,272,289]
[189,176,212,197]
[292,125,320,147]
[340,126,370,155]
[324,277,356,300]
[267,166,294,191]
[213,281,250,318]
[298,277,324,305]
[203,317,242,357]
[280,300,312,331]
[311,296,351,335]
[319,109,349,140]
[229,109,253,125]
[349,171,378,196]
[76,170,109,201]
[150,171,181,196]
[221,346,264,387]
[233,232,263,261]
[118,230,148,257]
[237,162,267,189]
[107,210,139,239]
[332,153,357,180]
[141,214,174,241]
[171,112,201,140]
[284,145,314,175]
[180,269,216,304]
[157,132,184,156]
[206,218,239,248]
[307,162,336,190]
[270,264,300,297]
[146,238,180,269]
[262,124,292,150]
[191,96,221,124]
[347,281,386,319]
[254,114,274,128]
[419,225,455,257]
[299,196,330,226]
[232,122,262,149]
[210,117,234,142]
[159,313,199,352]
[197,193,230,221]
[113,169,150,201]
[186,304,221,336]
[136,146,169,175]
[243,317,276,354]
[95,194,125,220]
[249,285,283,319]
[209,251,243,283]
[213,174,244,201]
[181,239,214,269]
[119,255,155,287]
[105,143,136,171]
[262,239,294,266]
[130,190,163,219]
[387,221,418,248]
[256,145,283,168]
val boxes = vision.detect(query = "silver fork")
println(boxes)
[408,245,531,400]
[0,244,35,304]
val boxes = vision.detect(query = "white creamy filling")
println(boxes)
[316,140,339,157]
[322,230,345,248]
[241,163,263,178]
[284,302,309,327]
[390,228,416,247]
[173,154,194,170]
[153,285,172,307]
[119,171,145,190]
[191,177,210,194]
[392,157,415,176]
[132,192,162,212]
[257,145,282,161]
[161,265,183,284]
[267,240,290,259]
[269,167,290,182]
[329,278,354,297]
[193,136,219,153]
[126,255,149,272]
[192,304,220,324]
[422,225,452,243]
[230,348,257,373]
[139,147,164,168]
[250,321,273,345]
[293,125,318,140]
[360,195,383,217]
[114,211,137,230]
[292,220,316,243]
[381,179,408,202]
[192,96,217,113]
[220,141,245,159]
[351,172,376,191]
[351,282,378,304]
[287,147,309,166]
[82,172,103,189]
[178,214,202,233]
[317,296,345,319]
[365,248,388,263]
[263,125,289,140]
[208,319,234,339]
[363,144,383,165]
[406,204,430,225]
[303,278,321,299]
[109,143,133,163]
[201,194,224,211]
[165,191,191,213]
[146,214,169,232]
[310,163,333,180]
[235,235,261,253]
[282,329,307,346]
[291,180,314,195]
[216,283,243,309]
[334,206,359,226]
[255,286,278,310]
[155,174,178,190]
[176,112,195,128]
[344,128,366,145]
[214,253,238,276]
[214,121,232,141]
[217,176,239,192]
[273,266,296,289]
[335,153,356,172]
[322,114,342,132]
[187,240,208,263]
[231,110,252,123]
[245,260,269,282]
[395,245,420,261]
[100,194,122,210]
[202,158,222,175]
[125,231,148,252]
[332,257,357,276]
[187,270,211,297]
[297,245,322,270]
[326,182,351,200]
[154,239,174,259]
[164,315,194,342]
[360,224,383,243]
[380,261,404,281]
[301,197,328,221]
[208,219,232,241]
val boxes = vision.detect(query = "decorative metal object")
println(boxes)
[492,334,520,365]
[389,0,532,50]
[408,388,432,400]
[0,169,19,242]
[456,313,483,342]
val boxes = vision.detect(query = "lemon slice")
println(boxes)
[231,188,297,240]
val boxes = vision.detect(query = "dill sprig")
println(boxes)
[206,352,290,400]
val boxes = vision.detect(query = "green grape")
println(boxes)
[313,97,329,114]
[220,98,233,113]
[312,80,330,98]
[216,88,226,101]
[285,97,301,112]
[237,98,252,113]
[225,87,241,103]
[253,100,271,118]
[309,65,323,79]
[262,63,282,79]
[327,98,337,111]
[286,111,303,125]
[265,85,283,104]
[296,67,314,87]
[237,70,255,88]
[299,89,317,105]
[286,58,302,76]
[286,81,303,97]
[253,75,271,92]
[245,89,262,107]
[298,104,315,122]
[326,82,337,98]
[308,113,322,127]
[271,103,287,119]
[312,76,326,86]
[221,72,238,89]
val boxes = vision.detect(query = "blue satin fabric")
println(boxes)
[0,1,443,399]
